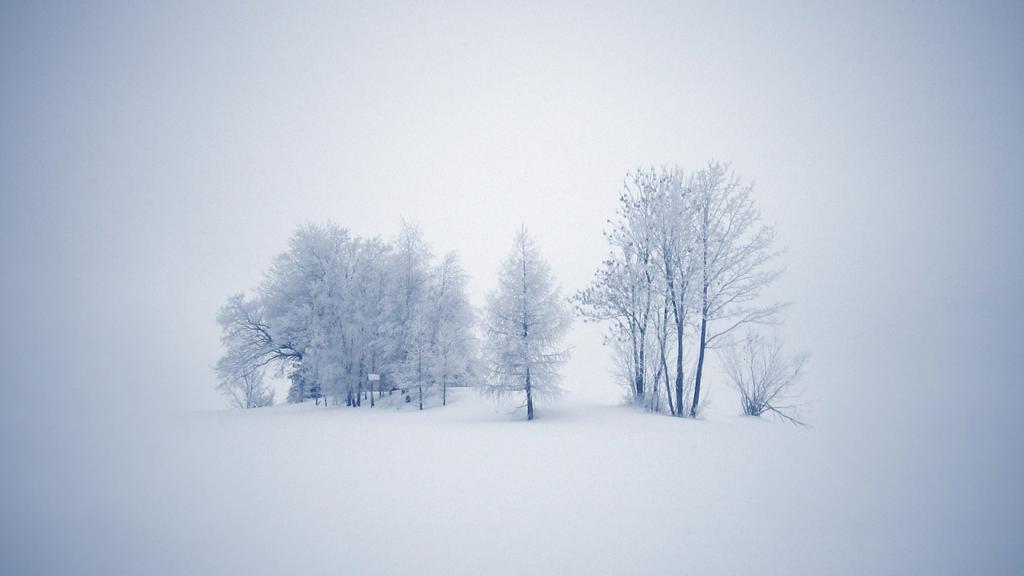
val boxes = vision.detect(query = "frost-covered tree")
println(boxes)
[353,237,391,408]
[216,293,302,375]
[573,179,657,405]
[404,299,433,410]
[216,365,275,409]
[688,162,783,417]
[580,163,783,418]
[576,167,695,414]
[257,223,351,405]
[648,168,699,417]
[215,220,477,410]
[720,332,807,425]
[427,252,477,406]
[332,236,391,407]
[215,293,300,409]
[482,228,571,420]
[390,222,435,409]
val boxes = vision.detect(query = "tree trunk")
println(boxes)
[442,374,447,406]
[657,296,674,416]
[521,244,534,421]
[692,204,710,419]
[418,385,423,411]
[674,323,684,417]
[630,327,642,401]
[637,337,646,400]
[691,310,708,418]
[525,367,534,421]
[662,352,675,416]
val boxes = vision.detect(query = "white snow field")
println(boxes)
[13,385,1013,576]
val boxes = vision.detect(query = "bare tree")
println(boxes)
[216,293,302,394]
[647,167,698,417]
[216,365,275,409]
[720,332,807,425]
[577,163,784,419]
[574,170,665,407]
[689,162,784,417]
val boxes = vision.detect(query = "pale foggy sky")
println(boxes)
[2,0,1022,454]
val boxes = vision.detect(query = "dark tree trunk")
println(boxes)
[630,328,642,401]
[525,367,534,421]
[691,309,708,418]
[442,375,447,406]
[662,352,675,416]
[637,339,646,400]
[674,324,684,417]
[418,385,423,411]
[692,204,710,419]
[521,246,534,421]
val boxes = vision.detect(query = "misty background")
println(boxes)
[2,0,1022,572]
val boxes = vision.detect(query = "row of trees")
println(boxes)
[216,161,804,422]
[216,222,573,421]
[575,161,802,420]
[216,222,477,410]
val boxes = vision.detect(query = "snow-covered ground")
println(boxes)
[9,386,1015,575]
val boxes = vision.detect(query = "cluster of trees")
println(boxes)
[216,222,573,420]
[216,222,477,410]
[575,161,802,421]
[216,161,804,423]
